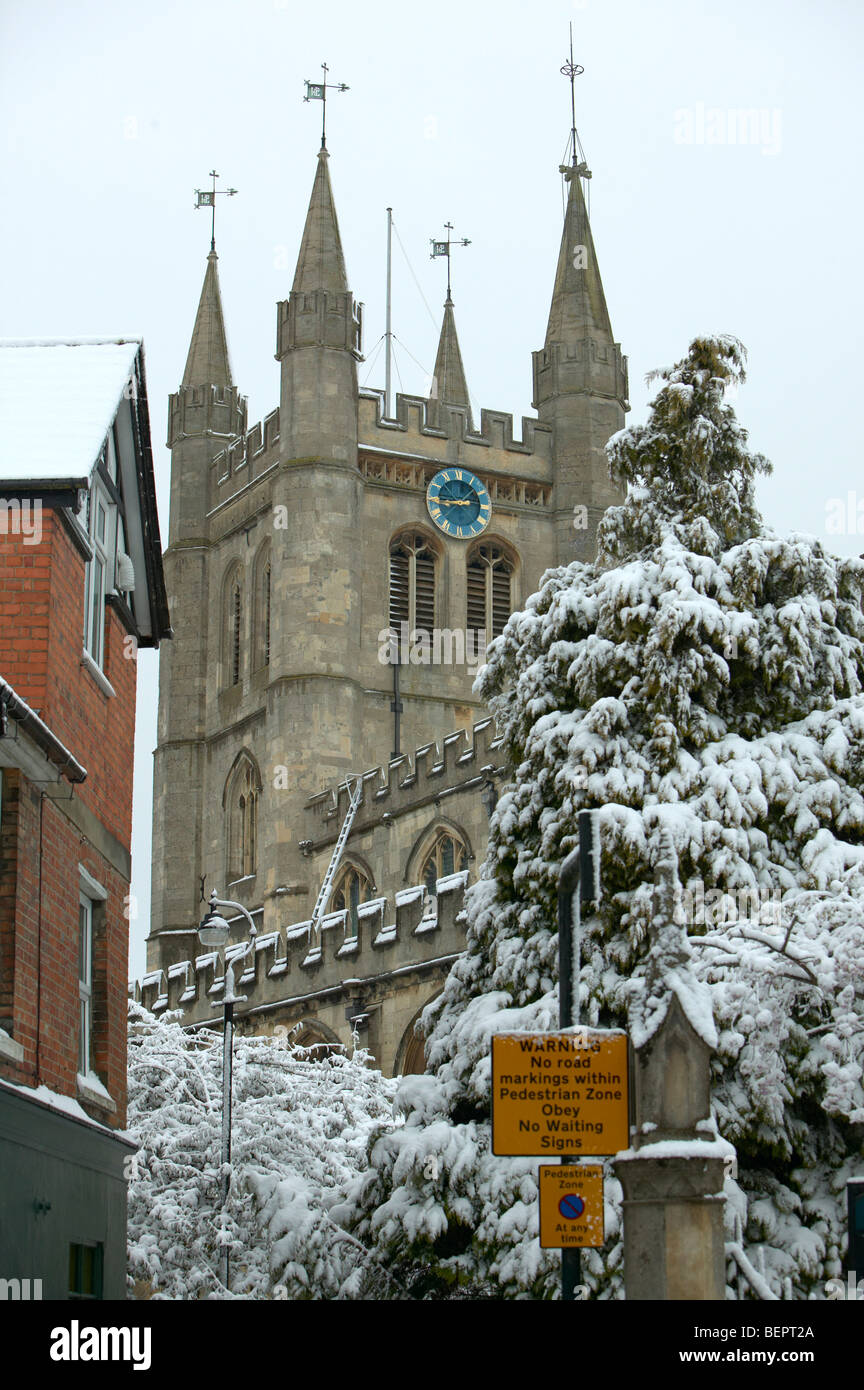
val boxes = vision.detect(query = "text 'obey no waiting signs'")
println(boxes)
[539,1165,605,1249]
[491,1030,629,1156]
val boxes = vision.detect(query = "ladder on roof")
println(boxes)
[309,776,363,934]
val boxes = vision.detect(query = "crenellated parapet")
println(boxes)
[532,336,629,412]
[166,383,247,450]
[304,718,504,842]
[359,388,552,464]
[211,407,281,489]
[132,870,469,1030]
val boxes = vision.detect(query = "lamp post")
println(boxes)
[197,889,257,1292]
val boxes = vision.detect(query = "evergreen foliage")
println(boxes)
[345,337,864,1299]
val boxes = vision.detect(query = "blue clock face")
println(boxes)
[426,467,492,539]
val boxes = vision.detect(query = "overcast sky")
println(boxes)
[2,0,861,980]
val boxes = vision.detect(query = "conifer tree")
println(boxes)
[347,337,864,1299]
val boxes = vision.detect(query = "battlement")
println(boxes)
[359,388,552,464]
[133,870,469,1030]
[212,406,281,489]
[304,718,503,840]
[166,383,247,450]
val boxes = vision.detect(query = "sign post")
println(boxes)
[559,808,602,1300]
[487,810,626,1300]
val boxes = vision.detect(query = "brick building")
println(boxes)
[0,338,170,1300]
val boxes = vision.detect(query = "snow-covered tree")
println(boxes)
[126,1001,399,1299]
[343,336,864,1299]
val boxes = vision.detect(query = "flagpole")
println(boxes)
[385,207,393,418]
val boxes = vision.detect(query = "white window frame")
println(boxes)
[83,475,115,670]
[77,866,107,1084]
[78,893,93,1077]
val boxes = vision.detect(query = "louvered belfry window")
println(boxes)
[466,544,514,640]
[389,534,436,632]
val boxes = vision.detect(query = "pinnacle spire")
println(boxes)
[181,251,233,388]
[431,297,472,424]
[544,167,613,347]
[291,149,350,295]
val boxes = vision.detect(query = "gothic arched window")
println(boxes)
[253,543,272,671]
[222,565,244,687]
[329,862,374,935]
[466,542,515,642]
[421,831,469,895]
[263,562,271,665]
[226,755,261,883]
[389,532,436,634]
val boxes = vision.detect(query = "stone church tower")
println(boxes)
[145,140,628,1073]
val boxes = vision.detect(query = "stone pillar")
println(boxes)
[614,832,731,1300]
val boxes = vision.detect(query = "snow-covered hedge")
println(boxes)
[126,1003,398,1299]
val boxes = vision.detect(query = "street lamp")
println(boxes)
[197,889,257,1292]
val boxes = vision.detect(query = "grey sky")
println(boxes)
[2,0,861,980]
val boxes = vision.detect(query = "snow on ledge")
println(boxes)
[1,1076,114,1133]
[617,1136,736,1163]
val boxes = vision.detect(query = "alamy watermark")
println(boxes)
[673,104,782,157]
[825,1271,864,1299]
[682,881,782,928]
[825,491,864,536]
[378,622,488,669]
[0,1277,42,1299]
[0,497,42,546]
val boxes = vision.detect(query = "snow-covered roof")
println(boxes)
[0,338,142,483]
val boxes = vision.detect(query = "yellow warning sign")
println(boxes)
[539,1164,605,1249]
[490,1031,629,1156]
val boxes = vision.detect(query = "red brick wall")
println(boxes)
[0,524,51,712]
[0,510,137,845]
[0,504,138,1128]
[0,774,130,1127]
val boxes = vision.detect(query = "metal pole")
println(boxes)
[201,897,256,1296]
[220,996,234,1291]
[385,208,393,418]
[557,809,600,1300]
[391,641,402,759]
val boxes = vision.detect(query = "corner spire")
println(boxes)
[291,150,350,295]
[181,251,233,388]
[431,297,472,426]
[544,165,613,347]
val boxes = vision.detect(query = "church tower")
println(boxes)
[533,160,629,563]
[151,249,246,947]
[147,116,629,1072]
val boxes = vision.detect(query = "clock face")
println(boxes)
[426,468,491,539]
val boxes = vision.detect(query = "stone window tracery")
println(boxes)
[421,830,468,895]
[466,542,515,641]
[329,862,374,935]
[389,532,436,633]
[227,757,260,882]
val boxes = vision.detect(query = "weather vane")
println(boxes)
[194,171,238,252]
[430,222,471,301]
[303,63,350,150]
[559,24,591,182]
